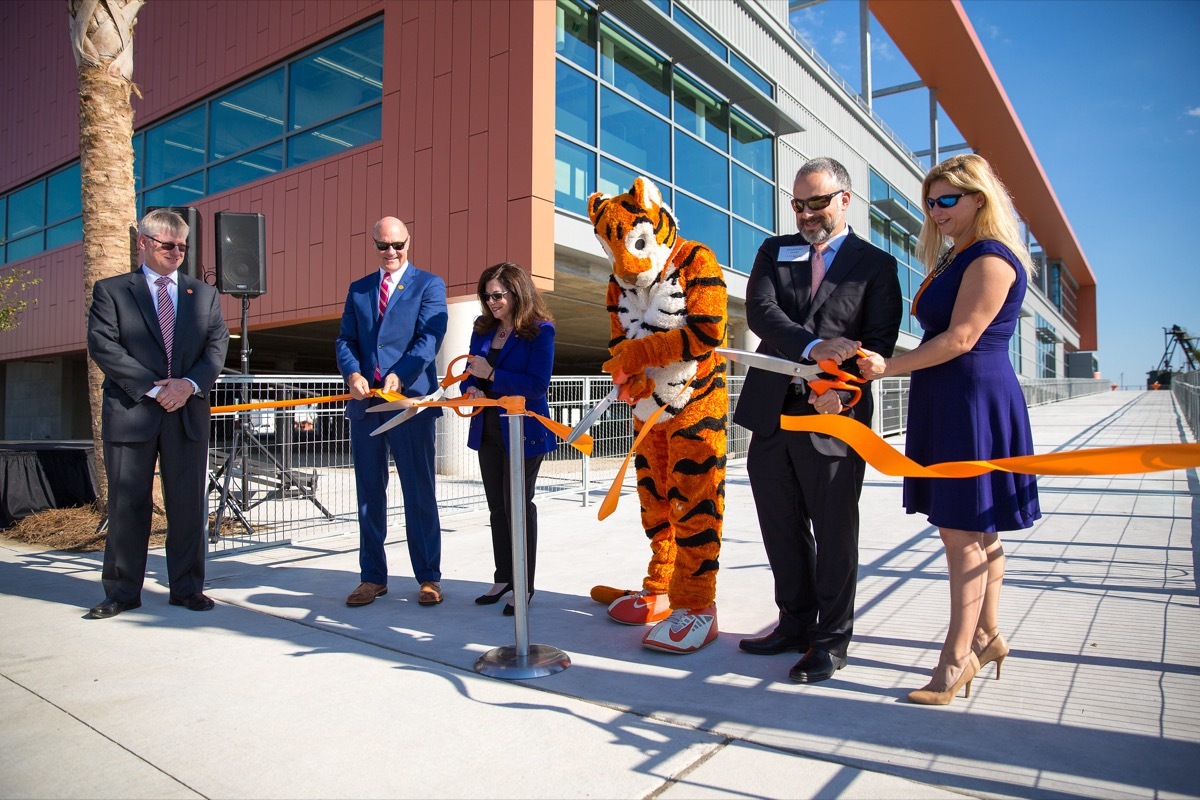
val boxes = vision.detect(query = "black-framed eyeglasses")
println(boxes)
[145,234,188,253]
[925,192,977,210]
[790,190,846,213]
[480,290,509,302]
[374,239,408,252]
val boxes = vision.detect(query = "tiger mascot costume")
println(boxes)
[587,176,728,654]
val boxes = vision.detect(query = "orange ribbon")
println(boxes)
[780,413,1200,477]
[396,395,594,457]
[211,390,404,415]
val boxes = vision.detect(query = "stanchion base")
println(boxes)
[474,644,571,680]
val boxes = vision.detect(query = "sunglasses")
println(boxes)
[790,190,846,213]
[145,234,188,254]
[374,239,407,251]
[480,290,509,302]
[925,192,977,210]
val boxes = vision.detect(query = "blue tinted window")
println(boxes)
[210,70,285,160]
[870,170,889,203]
[647,0,670,14]
[600,88,668,180]
[673,9,726,59]
[143,172,205,209]
[732,164,773,229]
[556,0,595,71]
[145,107,206,187]
[133,134,144,195]
[210,143,284,195]
[555,137,594,216]
[674,194,728,265]
[290,25,383,130]
[8,183,44,238]
[674,73,726,150]
[46,163,81,224]
[6,233,43,261]
[46,217,83,250]
[288,105,382,167]
[732,219,766,275]
[598,158,672,208]
[674,131,727,206]
[556,62,596,143]
[731,113,772,180]
[730,52,772,98]
[599,24,668,116]
[0,196,6,238]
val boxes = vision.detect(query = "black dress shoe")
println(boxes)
[788,648,847,683]
[89,597,141,619]
[739,630,809,656]
[169,592,215,611]
[475,583,513,605]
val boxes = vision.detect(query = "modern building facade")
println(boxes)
[0,0,1095,439]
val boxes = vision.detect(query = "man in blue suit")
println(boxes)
[336,216,448,607]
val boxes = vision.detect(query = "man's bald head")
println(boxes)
[372,216,410,274]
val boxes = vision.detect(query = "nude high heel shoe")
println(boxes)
[974,631,1010,680]
[907,652,981,706]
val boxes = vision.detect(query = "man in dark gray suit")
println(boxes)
[86,209,229,618]
[733,158,902,682]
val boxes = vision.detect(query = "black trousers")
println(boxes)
[745,398,866,658]
[477,409,545,591]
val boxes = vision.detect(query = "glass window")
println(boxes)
[46,163,81,224]
[870,211,888,250]
[673,9,726,59]
[732,164,773,230]
[0,195,6,239]
[599,157,672,207]
[7,183,45,239]
[870,170,889,203]
[210,143,284,195]
[555,0,595,72]
[732,219,766,275]
[143,172,205,209]
[600,88,668,180]
[648,0,670,14]
[210,69,285,160]
[730,52,772,98]
[6,233,43,261]
[731,113,772,180]
[555,137,594,216]
[288,105,382,167]
[599,23,668,116]
[145,107,206,187]
[46,217,83,250]
[556,62,596,143]
[673,73,726,150]
[674,194,728,265]
[134,134,144,195]
[674,131,727,207]
[290,25,383,130]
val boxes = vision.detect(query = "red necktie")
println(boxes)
[155,276,175,376]
[810,243,827,301]
[374,276,391,382]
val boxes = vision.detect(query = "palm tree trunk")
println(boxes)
[70,0,145,511]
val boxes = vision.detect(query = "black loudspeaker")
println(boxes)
[215,211,267,297]
[144,205,201,280]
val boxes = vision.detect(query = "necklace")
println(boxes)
[497,326,511,339]
[910,238,977,318]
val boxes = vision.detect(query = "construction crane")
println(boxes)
[1147,324,1200,388]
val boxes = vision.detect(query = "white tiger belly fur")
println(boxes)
[616,276,696,423]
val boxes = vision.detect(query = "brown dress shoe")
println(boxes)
[418,581,443,606]
[346,582,387,606]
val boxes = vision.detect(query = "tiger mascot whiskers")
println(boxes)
[587,176,728,654]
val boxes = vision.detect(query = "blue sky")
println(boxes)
[790,0,1200,386]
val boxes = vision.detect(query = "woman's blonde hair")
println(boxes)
[916,153,1035,279]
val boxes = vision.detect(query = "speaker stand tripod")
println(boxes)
[209,296,334,544]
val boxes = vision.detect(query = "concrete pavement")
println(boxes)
[2,390,1198,799]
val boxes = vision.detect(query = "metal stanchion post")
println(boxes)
[475,411,570,679]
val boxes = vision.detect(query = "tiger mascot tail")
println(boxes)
[587,176,728,654]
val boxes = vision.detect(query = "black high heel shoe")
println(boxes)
[475,583,512,605]
[503,591,534,616]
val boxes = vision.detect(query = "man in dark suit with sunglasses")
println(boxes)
[336,217,448,608]
[86,208,229,618]
[734,157,902,682]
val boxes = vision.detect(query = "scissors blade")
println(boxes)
[567,386,620,445]
[715,347,823,380]
[366,396,420,413]
[370,386,446,437]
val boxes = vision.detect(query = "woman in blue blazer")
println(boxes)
[461,262,556,615]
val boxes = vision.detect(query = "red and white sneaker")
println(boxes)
[607,590,671,625]
[642,606,718,654]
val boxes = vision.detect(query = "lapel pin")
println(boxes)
[186,288,194,294]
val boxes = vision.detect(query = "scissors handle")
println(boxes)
[442,354,472,387]
[811,349,869,408]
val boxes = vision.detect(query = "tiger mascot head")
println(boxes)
[588,177,678,289]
